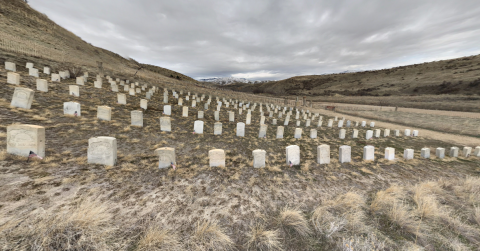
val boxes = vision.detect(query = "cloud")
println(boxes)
[29,0,480,80]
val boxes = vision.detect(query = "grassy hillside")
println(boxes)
[0,0,197,83]
[222,54,480,97]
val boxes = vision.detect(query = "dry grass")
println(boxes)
[137,226,182,251]
[188,220,234,251]
[278,207,311,238]
[245,225,283,251]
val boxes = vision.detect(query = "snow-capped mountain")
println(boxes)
[199,77,269,85]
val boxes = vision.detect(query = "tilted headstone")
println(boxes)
[209,149,225,167]
[259,124,268,138]
[294,128,302,139]
[155,147,176,169]
[317,145,330,164]
[163,105,171,115]
[36,79,48,92]
[421,148,430,158]
[182,106,188,117]
[69,85,79,97]
[237,122,245,137]
[7,72,20,85]
[339,145,351,163]
[140,99,148,110]
[310,129,317,139]
[338,129,345,139]
[136,88,141,93]
[385,147,395,160]
[252,149,266,168]
[5,62,16,71]
[63,101,81,116]
[214,122,222,135]
[363,145,375,161]
[76,77,85,85]
[7,124,45,158]
[436,148,445,159]
[404,149,414,160]
[131,110,143,127]
[88,136,117,166]
[286,145,300,165]
[194,120,204,134]
[11,87,34,109]
[160,117,171,132]
[97,106,112,121]
[29,68,39,77]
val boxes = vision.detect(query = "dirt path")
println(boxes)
[310,107,480,146]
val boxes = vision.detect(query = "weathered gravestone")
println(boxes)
[117,93,126,104]
[155,147,176,169]
[36,79,48,92]
[63,102,81,116]
[385,147,395,160]
[237,122,245,137]
[182,106,188,117]
[317,145,330,164]
[88,136,117,166]
[69,85,79,97]
[252,149,266,168]
[131,110,143,127]
[286,145,300,165]
[209,149,225,167]
[5,62,16,71]
[339,145,351,163]
[7,72,20,85]
[11,87,34,109]
[76,77,85,85]
[194,120,204,134]
[97,106,112,121]
[7,124,45,158]
[363,145,375,161]
[436,148,445,159]
[404,149,414,160]
[214,122,222,135]
[421,148,430,158]
[51,73,61,82]
[160,117,171,132]
[198,111,204,119]
[29,68,39,78]
[259,124,268,138]
[140,99,148,110]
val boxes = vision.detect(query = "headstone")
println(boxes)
[63,101,81,116]
[385,147,395,160]
[214,111,220,121]
[155,147,176,169]
[286,145,300,165]
[246,114,251,125]
[317,145,330,164]
[69,85,79,97]
[237,122,245,137]
[131,110,143,127]
[160,117,171,132]
[76,77,85,85]
[276,126,284,138]
[374,129,381,138]
[260,116,265,124]
[194,120,204,134]
[284,117,289,126]
[97,106,112,121]
[140,99,148,110]
[29,68,39,77]
[42,67,50,74]
[162,105,171,116]
[310,129,317,139]
[209,149,225,167]
[436,148,445,159]
[421,148,430,158]
[111,85,118,92]
[338,120,344,127]
[136,88,141,94]
[129,89,135,96]
[450,146,458,158]
[317,120,323,127]
[473,146,480,157]
[214,122,222,135]
[229,111,235,122]
[51,74,61,82]
[87,137,117,166]
[363,145,375,161]
[94,80,102,88]
[366,130,373,140]
[272,119,277,125]
[5,62,16,71]
[361,121,366,127]
[404,129,411,136]
[384,129,390,137]
[339,145,351,163]
[253,149,266,168]
[339,129,346,139]
[294,128,302,139]
[7,72,20,85]
[346,120,351,127]
[404,149,414,160]
[36,79,48,92]
[7,124,45,158]
[11,87,34,109]
[463,147,472,157]
[296,121,301,127]
[259,124,268,138]
[412,130,419,137]
[394,129,400,136]
[370,122,375,127]
[198,111,204,119]
[182,106,188,117]
[117,93,126,104]
[327,119,333,128]
[352,129,358,138]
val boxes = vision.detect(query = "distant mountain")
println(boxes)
[199,77,270,85]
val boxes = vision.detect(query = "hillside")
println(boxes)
[0,0,197,83]
[222,54,480,97]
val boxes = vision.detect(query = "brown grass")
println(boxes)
[188,220,234,251]
[137,226,182,251]
[245,225,283,251]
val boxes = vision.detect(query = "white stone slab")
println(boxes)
[404,149,414,160]
[88,136,117,166]
[473,146,480,157]
[43,67,50,74]
[366,130,373,140]
[36,79,48,92]
[131,110,143,127]
[339,145,351,163]
[286,145,300,165]
[237,122,245,137]
[339,129,346,139]
[209,149,225,167]
[63,101,81,116]
[11,87,34,109]
[69,85,79,97]
[363,145,375,161]
[384,129,390,137]
[51,73,61,82]
[317,145,330,164]
[97,106,112,121]
[76,76,85,85]
[385,147,395,160]
[214,122,222,135]
[117,93,126,104]
[352,129,358,138]
[7,124,45,158]
[194,120,204,134]
[253,149,266,168]
[160,117,171,132]
[463,147,472,157]
[7,72,20,85]
[155,147,176,169]
[436,148,445,159]
[294,128,302,139]
[404,129,411,136]
[421,148,430,158]
[5,62,16,71]
[310,129,317,139]
[259,124,268,138]
[449,147,459,157]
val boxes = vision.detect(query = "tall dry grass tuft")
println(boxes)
[473,207,480,226]
[278,207,311,238]
[339,233,386,251]
[136,226,182,251]
[412,183,440,219]
[189,220,234,251]
[0,198,116,250]
[245,225,283,251]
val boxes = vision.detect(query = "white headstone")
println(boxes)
[412,130,419,137]
[36,79,48,92]
[339,129,346,139]
[117,93,126,104]
[338,120,344,128]
[229,111,235,122]
[237,122,245,137]
[363,145,375,161]
[131,110,143,127]
[276,126,284,138]
[394,129,400,136]
[214,122,222,135]
[294,128,302,139]
[155,147,176,169]
[374,129,381,138]
[384,129,390,137]
[7,72,20,85]
[28,68,39,77]
[194,120,204,134]
[26,62,33,69]
[209,149,225,167]
[5,62,16,71]
[198,111,204,119]
[88,136,117,166]
[76,76,85,85]
[286,145,300,165]
[182,106,188,117]
[317,145,330,164]
[69,85,79,97]
[370,122,375,127]
[7,124,45,158]
[246,114,252,125]
[97,106,112,121]
[310,129,317,139]
[129,89,135,96]
[404,149,414,160]
[160,117,171,132]
[352,129,358,138]
[473,146,480,157]
[63,101,81,116]
[361,121,366,127]
[366,130,373,140]
[11,87,34,109]
[339,145,351,163]
[449,147,459,157]
[436,148,445,159]
[214,111,220,121]
[385,147,395,160]
[51,73,61,82]
[404,129,411,136]
[43,67,50,74]
[140,99,148,110]
[253,149,266,168]
[327,119,333,128]
[259,124,268,138]
[421,148,430,158]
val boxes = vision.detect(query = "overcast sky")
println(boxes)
[30,0,480,81]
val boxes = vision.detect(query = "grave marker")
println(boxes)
[237,122,245,137]
[317,145,330,164]
[117,93,126,104]
[155,147,176,169]
[7,124,45,158]
[253,149,266,168]
[131,110,143,127]
[97,106,112,121]
[63,101,81,116]
[339,145,351,163]
[7,72,20,85]
[160,117,171,132]
[88,137,117,166]
[294,128,302,139]
[209,149,225,167]
[436,148,445,159]
[286,145,300,165]
[5,62,16,71]
[259,124,268,138]
[404,149,414,160]
[214,122,222,135]
[11,87,34,109]
[194,120,204,134]
[36,79,48,92]
[421,148,430,158]
[385,147,395,160]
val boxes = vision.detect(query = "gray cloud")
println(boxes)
[29,0,480,80]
